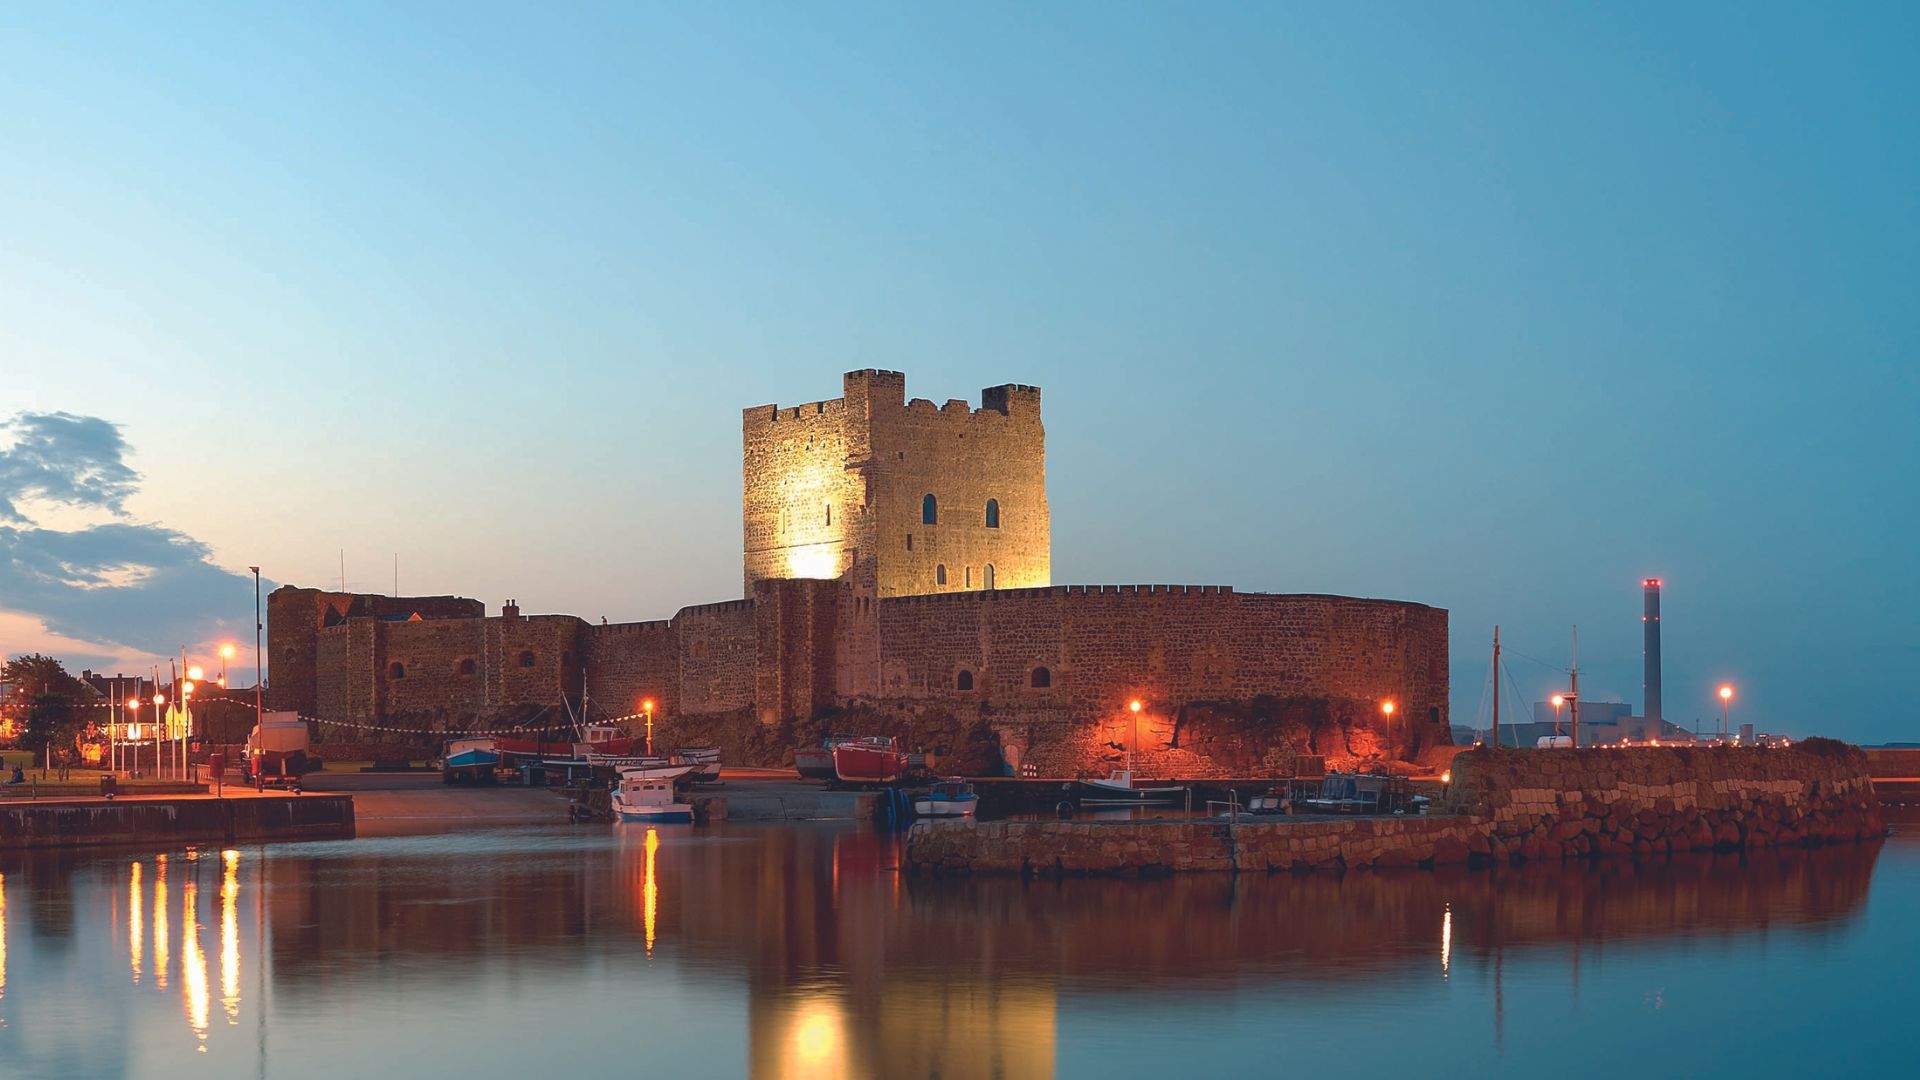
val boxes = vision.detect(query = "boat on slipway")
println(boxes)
[614,759,698,783]
[670,745,722,782]
[833,736,910,784]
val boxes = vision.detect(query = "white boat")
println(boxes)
[670,745,722,782]
[1076,769,1186,805]
[612,775,694,823]
[913,779,979,818]
[614,761,697,782]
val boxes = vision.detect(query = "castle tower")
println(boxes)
[741,370,1051,598]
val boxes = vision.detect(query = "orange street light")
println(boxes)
[125,697,141,711]
[1718,684,1734,702]
[1718,684,1735,740]
[1128,699,1143,714]
[1380,700,1396,717]
[182,681,196,696]
[152,693,165,707]
[219,644,236,659]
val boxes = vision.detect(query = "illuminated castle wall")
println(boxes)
[741,369,1051,598]
[272,370,1451,772]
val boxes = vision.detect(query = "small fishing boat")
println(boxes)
[1076,769,1186,805]
[833,736,910,784]
[612,775,693,823]
[671,745,722,782]
[913,778,979,818]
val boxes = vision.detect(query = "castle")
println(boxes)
[270,370,1451,775]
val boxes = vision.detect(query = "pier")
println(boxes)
[0,792,354,851]
[909,741,1886,877]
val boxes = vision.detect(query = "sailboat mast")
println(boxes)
[1492,626,1501,748]
[1569,626,1581,748]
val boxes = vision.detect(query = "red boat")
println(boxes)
[832,736,909,784]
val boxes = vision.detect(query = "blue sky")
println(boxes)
[2,3,1914,740]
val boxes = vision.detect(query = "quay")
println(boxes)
[0,792,354,851]
[909,741,1886,877]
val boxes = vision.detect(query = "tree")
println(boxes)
[3,654,89,759]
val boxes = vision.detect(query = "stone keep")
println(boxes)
[742,369,1051,599]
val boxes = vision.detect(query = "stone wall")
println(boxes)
[269,586,482,715]
[859,585,1450,774]
[907,741,1885,876]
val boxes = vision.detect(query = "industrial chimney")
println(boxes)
[1642,578,1663,740]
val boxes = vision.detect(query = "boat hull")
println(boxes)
[613,803,694,823]
[1075,780,1184,805]
[913,797,978,818]
[795,748,836,780]
[833,742,909,784]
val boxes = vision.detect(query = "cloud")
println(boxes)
[0,411,267,659]
[0,412,139,523]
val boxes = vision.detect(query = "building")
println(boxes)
[271,371,1451,775]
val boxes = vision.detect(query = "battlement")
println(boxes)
[589,618,674,636]
[675,597,757,618]
[878,583,1235,607]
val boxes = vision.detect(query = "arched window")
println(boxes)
[458,658,476,676]
[985,499,1000,528]
[389,662,406,680]
[922,493,938,524]
[1031,666,1051,688]
[518,650,536,668]
[936,564,947,586]
[955,670,974,691]
[984,564,995,590]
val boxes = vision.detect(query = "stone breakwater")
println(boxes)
[0,795,356,851]
[907,741,1885,877]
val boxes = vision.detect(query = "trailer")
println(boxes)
[245,712,315,789]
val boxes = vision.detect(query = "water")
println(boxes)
[1,821,1914,1079]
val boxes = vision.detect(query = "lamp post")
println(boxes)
[642,699,655,757]
[1128,699,1143,778]
[251,567,264,731]
[151,692,165,779]
[219,644,235,688]
[124,697,140,776]
[1718,684,1734,742]
[1550,694,1565,742]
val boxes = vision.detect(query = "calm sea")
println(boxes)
[0,819,1911,1078]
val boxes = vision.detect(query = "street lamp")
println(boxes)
[642,698,656,757]
[1127,699,1144,776]
[1379,700,1396,717]
[1718,684,1734,741]
[1550,694,1564,741]
[219,643,236,687]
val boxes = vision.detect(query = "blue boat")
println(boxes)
[442,738,501,784]
[913,779,979,819]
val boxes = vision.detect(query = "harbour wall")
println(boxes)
[907,741,1884,876]
[0,795,355,851]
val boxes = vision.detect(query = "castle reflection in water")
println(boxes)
[0,826,1890,1078]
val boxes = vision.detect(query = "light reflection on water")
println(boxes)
[0,823,1915,1078]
